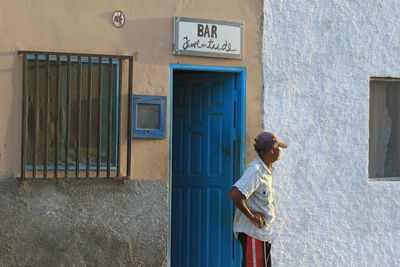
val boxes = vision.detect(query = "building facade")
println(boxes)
[263,0,400,266]
[0,0,264,266]
[2,0,399,266]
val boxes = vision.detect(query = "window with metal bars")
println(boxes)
[18,51,133,179]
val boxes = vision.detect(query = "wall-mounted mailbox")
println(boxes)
[132,95,166,139]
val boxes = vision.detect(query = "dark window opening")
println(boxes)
[369,78,400,179]
[137,103,161,129]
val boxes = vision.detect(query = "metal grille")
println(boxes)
[18,51,133,180]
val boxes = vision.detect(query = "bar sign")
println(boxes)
[173,16,243,59]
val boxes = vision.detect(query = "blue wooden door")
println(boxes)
[172,71,236,267]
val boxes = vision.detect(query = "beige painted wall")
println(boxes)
[0,0,263,180]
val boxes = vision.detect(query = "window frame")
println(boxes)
[369,77,400,181]
[131,94,167,139]
[24,55,120,171]
[18,50,134,180]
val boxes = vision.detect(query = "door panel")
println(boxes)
[172,72,235,267]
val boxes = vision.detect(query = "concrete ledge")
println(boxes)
[369,177,400,182]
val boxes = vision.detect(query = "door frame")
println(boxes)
[168,64,246,267]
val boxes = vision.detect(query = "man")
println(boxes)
[229,132,288,267]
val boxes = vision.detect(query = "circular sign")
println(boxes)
[112,10,125,28]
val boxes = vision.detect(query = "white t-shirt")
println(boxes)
[233,156,275,242]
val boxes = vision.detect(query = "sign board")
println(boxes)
[173,16,243,59]
[112,10,125,28]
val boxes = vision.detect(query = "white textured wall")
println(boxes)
[262,1,400,266]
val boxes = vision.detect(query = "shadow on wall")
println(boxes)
[120,17,172,65]
[96,11,172,64]
[96,10,173,64]
[1,51,22,174]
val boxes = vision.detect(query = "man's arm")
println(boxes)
[229,186,266,228]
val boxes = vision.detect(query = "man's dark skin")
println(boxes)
[229,146,281,229]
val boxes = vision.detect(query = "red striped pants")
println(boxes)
[238,233,272,267]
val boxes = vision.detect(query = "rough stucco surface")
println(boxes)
[0,175,168,267]
[263,1,400,266]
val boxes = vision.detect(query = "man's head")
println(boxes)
[254,132,288,163]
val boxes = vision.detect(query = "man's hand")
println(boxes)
[251,212,266,228]
[229,187,267,229]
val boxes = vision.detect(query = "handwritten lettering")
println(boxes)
[182,36,237,52]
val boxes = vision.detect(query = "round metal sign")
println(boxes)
[112,10,125,28]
